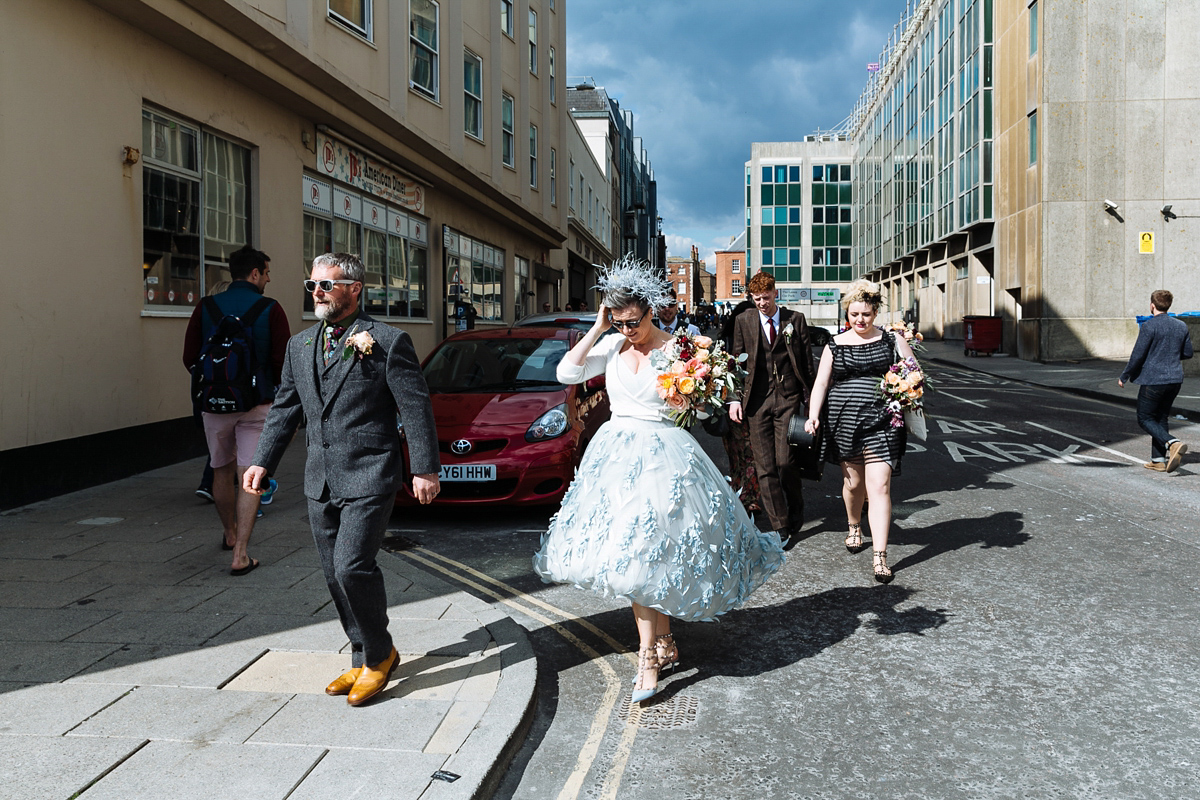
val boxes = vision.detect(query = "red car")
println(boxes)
[396,326,610,506]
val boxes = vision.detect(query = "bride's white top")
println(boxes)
[556,333,670,423]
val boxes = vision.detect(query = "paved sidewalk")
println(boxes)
[920,339,1200,419]
[0,447,535,800]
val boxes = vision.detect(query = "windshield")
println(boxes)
[424,338,570,393]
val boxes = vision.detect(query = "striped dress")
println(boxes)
[820,330,907,475]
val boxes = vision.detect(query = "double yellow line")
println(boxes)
[400,547,645,800]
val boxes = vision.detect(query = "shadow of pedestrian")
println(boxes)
[886,509,1029,574]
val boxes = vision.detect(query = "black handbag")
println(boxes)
[786,413,825,481]
[701,412,731,437]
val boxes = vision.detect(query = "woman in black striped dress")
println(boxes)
[804,281,916,583]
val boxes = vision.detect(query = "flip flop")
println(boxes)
[230,558,260,576]
[221,538,234,551]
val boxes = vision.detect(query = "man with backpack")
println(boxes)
[183,245,289,575]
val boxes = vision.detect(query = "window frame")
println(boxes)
[1028,110,1038,166]
[549,147,557,205]
[409,0,440,101]
[529,123,538,188]
[731,258,741,274]
[464,49,483,140]
[501,93,515,168]
[328,0,372,40]
[549,46,556,104]
[500,0,514,38]
[528,8,538,74]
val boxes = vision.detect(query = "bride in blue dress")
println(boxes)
[533,258,785,704]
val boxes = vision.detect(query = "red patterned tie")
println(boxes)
[767,318,776,346]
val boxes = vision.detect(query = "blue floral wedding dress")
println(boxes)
[533,334,785,622]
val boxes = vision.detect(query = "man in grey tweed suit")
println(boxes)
[244,252,440,706]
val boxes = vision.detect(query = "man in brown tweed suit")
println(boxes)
[728,271,816,549]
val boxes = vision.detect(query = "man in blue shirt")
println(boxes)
[1119,290,1194,472]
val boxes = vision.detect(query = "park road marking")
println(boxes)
[938,390,988,407]
[399,547,640,800]
[1026,422,1144,465]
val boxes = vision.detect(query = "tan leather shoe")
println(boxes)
[1167,441,1188,473]
[346,647,399,706]
[324,667,361,696]
[1144,462,1167,472]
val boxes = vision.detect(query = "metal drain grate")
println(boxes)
[617,693,699,729]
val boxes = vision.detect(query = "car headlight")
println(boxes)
[525,403,569,442]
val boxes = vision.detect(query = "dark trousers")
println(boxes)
[747,390,804,533]
[1136,383,1182,460]
[307,490,396,667]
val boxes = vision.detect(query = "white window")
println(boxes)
[528,9,537,74]
[500,0,513,37]
[732,258,741,273]
[529,124,538,188]
[732,279,742,295]
[549,47,556,104]
[141,108,253,312]
[410,0,439,100]
[568,159,574,208]
[501,94,515,167]
[587,186,592,228]
[549,148,557,205]
[464,50,483,139]
[329,0,371,39]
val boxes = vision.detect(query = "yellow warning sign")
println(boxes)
[1139,231,1155,254]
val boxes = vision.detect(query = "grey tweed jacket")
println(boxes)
[252,312,440,499]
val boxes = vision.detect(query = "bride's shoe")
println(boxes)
[631,647,661,704]
[655,633,680,675]
[873,549,894,583]
[845,522,868,553]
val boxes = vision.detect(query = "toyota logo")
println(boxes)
[450,439,472,455]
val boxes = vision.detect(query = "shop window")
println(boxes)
[446,231,505,322]
[329,0,371,39]
[502,94,515,167]
[410,0,439,100]
[464,50,483,139]
[514,256,531,319]
[142,108,252,311]
[301,178,429,318]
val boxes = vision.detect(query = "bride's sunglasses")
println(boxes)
[611,310,649,331]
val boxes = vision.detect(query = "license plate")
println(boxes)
[439,464,496,482]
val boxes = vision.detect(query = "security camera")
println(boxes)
[1104,199,1119,211]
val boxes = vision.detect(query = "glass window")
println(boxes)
[364,228,388,315]
[789,165,801,183]
[788,184,803,205]
[812,249,824,266]
[761,208,772,224]
[732,279,742,295]
[812,226,824,247]
[410,0,439,99]
[141,109,255,311]
[812,207,824,224]
[840,164,851,181]
[775,165,787,184]
[329,0,371,38]
[528,9,537,74]
[514,256,531,319]
[464,50,483,139]
[825,205,837,221]
[549,148,556,205]
[811,184,824,204]
[529,124,538,187]
[760,185,773,205]
[1028,110,1037,165]
[549,46,556,103]
[1029,1,1038,56]
[774,248,787,267]
[732,259,741,273]
[774,185,787,205]
[774,207,787,224]
[501,94,515,167]
[812,165,824,182]
[761,249,773,266]
[762,166,772,183]
[333,218,360,254]
[788,249,800,265]
[840,207,852,223]
[789,207,800,224]
[761,226,774,247]
[840,247,851,264]
[301,213,332,313]
[788,226,801,247]
[826,247,838,266]
[500,0,513,36]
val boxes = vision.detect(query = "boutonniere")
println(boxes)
[305,336,313,346]
[782,322,795,343]
[343,330,375,361]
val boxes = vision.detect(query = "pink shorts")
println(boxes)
[202,404,270,468]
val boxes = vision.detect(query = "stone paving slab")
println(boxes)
[78,583,225,613]
[65,642,267,689]
[0,681,130,735]
[0,641,124,683]
[201,615,350,651]
[0,557,106,583]
[0,606,118,642]
[287,749,448,800]
[65,610,243,646]
[0,736,147,800]
[0,580,111,609]
[246,691,452,750]
[77,741,324,800]
[68,685,294,743]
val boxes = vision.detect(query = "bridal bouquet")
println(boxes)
[879,356,928,440]
[887,321,926,351]
[651,332,747,428]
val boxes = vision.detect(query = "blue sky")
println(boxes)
[566,0,910,270]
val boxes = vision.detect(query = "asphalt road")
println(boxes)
[388,360,1200,800]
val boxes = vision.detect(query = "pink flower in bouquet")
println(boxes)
[693,335,713,349]
[656,373,677,398]
[666,392,689,411]
[693,349,711,363]
[686,358,710,378]
[670,360,688,376]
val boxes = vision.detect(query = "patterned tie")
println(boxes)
[767,318,776,346]
[323,325,346,364]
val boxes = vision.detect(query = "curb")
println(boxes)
[379,551,538,800]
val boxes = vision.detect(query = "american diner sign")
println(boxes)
[316,132,426,215]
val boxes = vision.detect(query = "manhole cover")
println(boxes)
[617,693,698,729]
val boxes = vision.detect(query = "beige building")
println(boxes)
[546,115,613,313]
[1,0,567,507]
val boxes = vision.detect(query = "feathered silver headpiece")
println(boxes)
[593,254,673,310]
